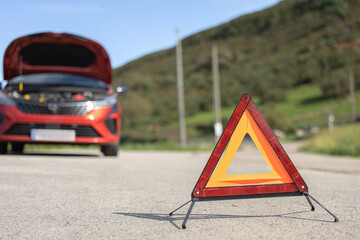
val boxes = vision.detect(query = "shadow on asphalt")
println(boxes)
[113,210,334,229]
[8,152,101,157]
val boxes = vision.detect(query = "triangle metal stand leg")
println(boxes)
[169,198,198,229]
[170,193,338,229]
[304,193,315,211]
[169,199,192,217]
[182,199,196,229]
[303,192,339,222]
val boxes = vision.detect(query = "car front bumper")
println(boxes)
[0,105,120,145]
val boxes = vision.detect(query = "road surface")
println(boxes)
[0,143,359,239]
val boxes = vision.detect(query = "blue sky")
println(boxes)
[0,0,281,79]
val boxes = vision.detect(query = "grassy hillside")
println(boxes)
[114,0,360,143]
[301,123,360,156]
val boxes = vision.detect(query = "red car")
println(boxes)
[0,32,126,156]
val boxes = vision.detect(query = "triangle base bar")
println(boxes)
[193,183,300,198]
[169,192,338,229]
[195,191,303,201]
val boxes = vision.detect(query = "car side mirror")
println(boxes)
[114,85,128,95]
[0,80,8,90]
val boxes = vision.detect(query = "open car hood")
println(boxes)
[3,32,112,84]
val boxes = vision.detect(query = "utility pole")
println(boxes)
[176,28,187,147]
[212,45,222,141]
[349,69,356,122]
[328,112,335,132]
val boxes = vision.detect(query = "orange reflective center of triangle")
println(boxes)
[205,109,293,188]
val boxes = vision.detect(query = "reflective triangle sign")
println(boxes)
[170,94,338,229]
[193,94,307,199]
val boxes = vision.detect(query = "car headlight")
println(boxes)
[93,95,117,109]
[0,92,15,106]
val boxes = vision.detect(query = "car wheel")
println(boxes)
[101,144,119,156]
[11,142,25,154]
[0,142,8,154]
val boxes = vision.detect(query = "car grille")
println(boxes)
[16,102,91,115]
[5,124,101,137]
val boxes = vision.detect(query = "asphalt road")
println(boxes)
[0,143,359,239]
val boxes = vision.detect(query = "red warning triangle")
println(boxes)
[193,94,307,199]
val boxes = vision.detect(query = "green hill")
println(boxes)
[113,0,360,144]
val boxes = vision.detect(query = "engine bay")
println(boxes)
[6,89,109,103]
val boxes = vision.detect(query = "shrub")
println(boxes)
[260,104,290,132]
[320,69,349,98]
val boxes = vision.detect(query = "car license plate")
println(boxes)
[30,129,76,142]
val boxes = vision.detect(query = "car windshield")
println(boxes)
[7,73,107,92]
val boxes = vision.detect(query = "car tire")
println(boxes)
[11,142,25,154]
[101,144,119,156]
[0,142,8,154]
